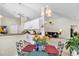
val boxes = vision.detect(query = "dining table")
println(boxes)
[23,51,48,56]
[21,44,59,56]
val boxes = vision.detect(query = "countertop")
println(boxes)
[0,33,26,36]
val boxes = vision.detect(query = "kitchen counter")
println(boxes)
[0,33,27,56]
[0,33,25,36]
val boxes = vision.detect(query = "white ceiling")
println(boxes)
[0,3,79,20]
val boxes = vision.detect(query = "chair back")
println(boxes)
[16,42,21,56]
[16,40,24,56]
[58,41,64,56]
[19,40,23,48]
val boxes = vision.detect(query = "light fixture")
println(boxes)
[47,9,52,17]
[0,15,3,18]
[41,7,44,16]
[46,5,52,17]
[41,11,44,16]
[59,29,63,32]
[41,5,52,17]
[58,29,63,34]
[41,5,54,25]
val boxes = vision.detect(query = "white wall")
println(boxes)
[45,15,79,39]
[1,15,78,39]
[23,15,79,39]
[0,17,20,34]
[24,18,40,30]
[0,16,27,34]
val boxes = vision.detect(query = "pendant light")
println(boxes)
[41,5,52,17]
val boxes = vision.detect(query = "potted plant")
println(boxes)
[65,36,79,56]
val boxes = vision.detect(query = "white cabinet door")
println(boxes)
[8,25,18,34]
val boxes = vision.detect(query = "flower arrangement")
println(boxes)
[33,34,49,46]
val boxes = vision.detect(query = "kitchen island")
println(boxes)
[0,33,26,56]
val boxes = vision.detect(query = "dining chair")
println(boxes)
[16,42,24,56]
[19,40,23,48]
[16,42,21,55]
[57,41,64,56]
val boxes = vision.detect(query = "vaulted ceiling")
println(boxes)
[0,3,79,20]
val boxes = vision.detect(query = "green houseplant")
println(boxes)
[65,36,79,56]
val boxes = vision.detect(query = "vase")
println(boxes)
[35,43,39,51]
[39,46,42,51]
[39,45,45,51]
